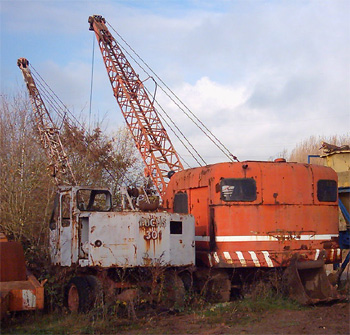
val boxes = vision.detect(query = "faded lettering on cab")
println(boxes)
[139,216,166,240]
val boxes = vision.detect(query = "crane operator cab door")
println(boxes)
[49,190,73,266]
[49,187,113,267]
[74,188,113,267]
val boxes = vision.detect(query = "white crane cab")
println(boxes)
[49,186,195,268]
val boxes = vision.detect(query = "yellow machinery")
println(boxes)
[320,146,350,238]
[320,144,350,281]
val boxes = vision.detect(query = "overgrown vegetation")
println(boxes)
[1,256,304,334]
[0,92,143,272]
[2,278,304,335]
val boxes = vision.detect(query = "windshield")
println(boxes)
[76,189,112,212]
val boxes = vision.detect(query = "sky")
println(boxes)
[1,0,349,166]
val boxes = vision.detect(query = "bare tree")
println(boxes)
[0,92,54,252]
[0,91,143,266]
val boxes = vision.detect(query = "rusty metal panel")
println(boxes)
[0,274,44,312]
[0,242,27,282]
[196,247,342,269]
[169,214,195,265]
[49,227,60,266]
[82,212,195,268]
[0,290,10,318]
[165,161,340,269]
[49,187,195,268]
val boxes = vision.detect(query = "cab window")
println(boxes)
[77,189,112,212]
[220,178,257,202]
[49,194,59,230]
[317,180,337,202]
[61,194,71,227]
[174,192,188,214]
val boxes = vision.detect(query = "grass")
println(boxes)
[1,284,306,335]
[234,292,302,313]
[194,291,303,327]
[2,311,143,335]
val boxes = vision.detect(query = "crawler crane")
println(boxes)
[89,15,341,304]
[18,58,195,312]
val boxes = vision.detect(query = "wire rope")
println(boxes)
[106,26,206,166]
[30,64,126,186]
[89,34,95,132]
[144,85,206,167]
[107,21,236,163]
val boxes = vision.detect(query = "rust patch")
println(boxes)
[267,230,316,242]
[142,254,152,266]
[0,242,27,282]
[273,193,279,204]
[139,215,166,243]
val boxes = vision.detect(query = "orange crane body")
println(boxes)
[163,161,340,268]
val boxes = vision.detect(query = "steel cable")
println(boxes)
[107,21,236,163]
[30,65,131,187]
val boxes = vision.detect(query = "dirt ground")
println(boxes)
[121,302,349,335]
[1,301,349,334]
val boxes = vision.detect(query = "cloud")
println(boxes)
[2,1,349,166]
[155,75,289,164]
